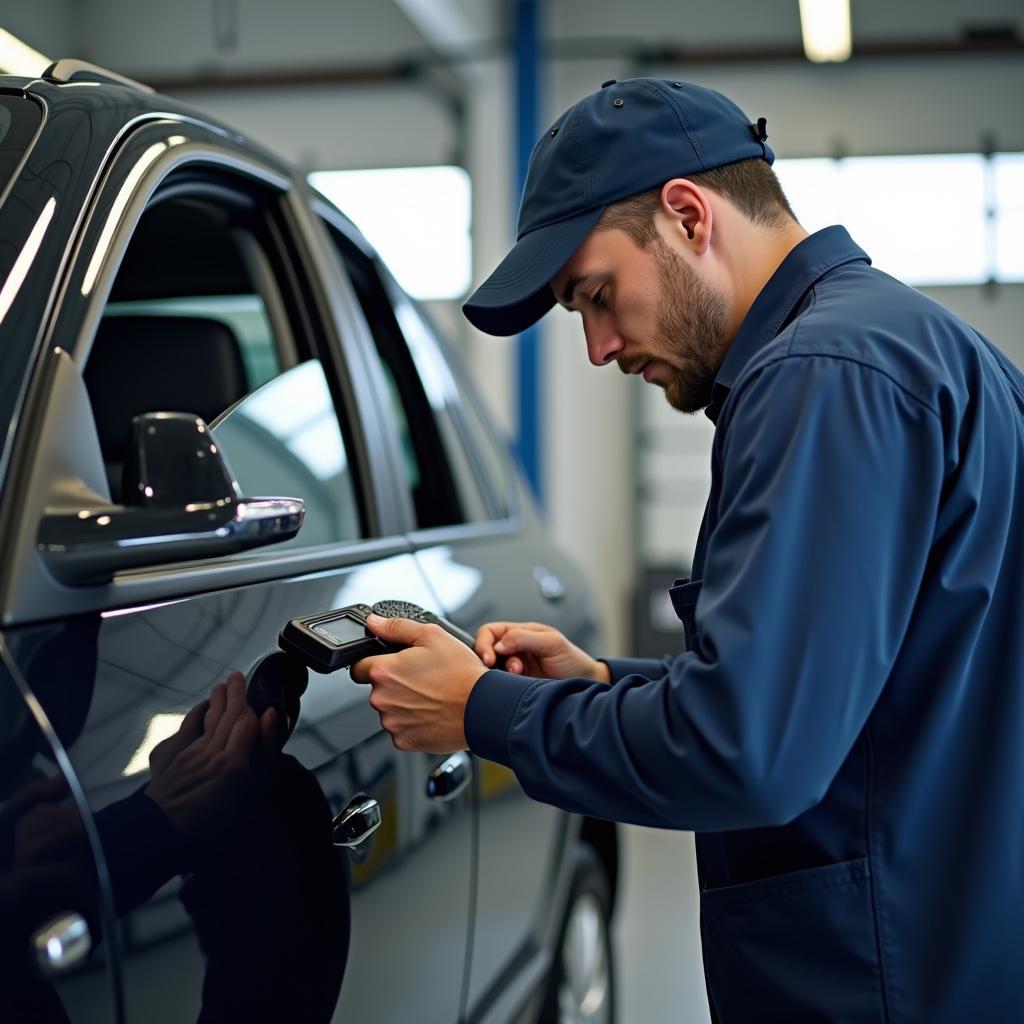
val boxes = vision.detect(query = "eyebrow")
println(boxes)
[558,273,591,308]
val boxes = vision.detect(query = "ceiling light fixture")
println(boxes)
[798,0,853,63]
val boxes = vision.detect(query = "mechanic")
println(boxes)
[351,78,1024,1022]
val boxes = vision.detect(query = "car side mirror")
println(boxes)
[38,412,304,585]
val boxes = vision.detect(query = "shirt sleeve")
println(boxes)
[600,657,670,683]
[465,355,944,830]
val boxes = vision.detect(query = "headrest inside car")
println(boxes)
[84,315,249,497]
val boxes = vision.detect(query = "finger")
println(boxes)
[364,613,431,647]
[203,682,228,737]
[258,707,281,750]
[350,652,382,684]
[5,774,70,817]
[211,673,250,749]
[474,624,502,666]
[475,622,534,666]
[506,657,524,675]
[494,628,561,658]
[224,708,259,764]
[180,699,210,742]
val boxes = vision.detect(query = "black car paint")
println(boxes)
[0,71,613,1023]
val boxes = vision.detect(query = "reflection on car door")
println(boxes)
[1,122,472,1023]
[0,638,120,1024]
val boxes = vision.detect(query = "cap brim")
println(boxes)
[463,206,606,336]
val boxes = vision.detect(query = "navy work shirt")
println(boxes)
[466,226,1024,1022]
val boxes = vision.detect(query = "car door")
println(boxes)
[0,113,472,1023]
[0,640,121,1024]
[311,204,604,1021]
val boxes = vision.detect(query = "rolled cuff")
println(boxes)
[600,657,669,684]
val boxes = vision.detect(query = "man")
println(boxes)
[352,79,1024,1021]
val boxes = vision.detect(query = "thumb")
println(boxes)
[365,613,428,647]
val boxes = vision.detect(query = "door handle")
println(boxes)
[332,794,382,848]
[427,751,472,801]
[533,565,566,602]
[33,912,92,976]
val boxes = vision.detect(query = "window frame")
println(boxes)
[0,120,416,624]
[315,198,521,537]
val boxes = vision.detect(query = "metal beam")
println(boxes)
[514,0,543,506]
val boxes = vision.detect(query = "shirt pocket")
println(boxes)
[667,577,702,652]
[700,857,885,1023]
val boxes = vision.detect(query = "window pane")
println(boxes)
[88,187,363,555]
[839,155,986,285]
[995,154,1024,282]
[105,294,280,390]
[774,157,842,234]
[391,292,494,523]
[211,360,360,549]
[776,154,988,285]
[310,166,471,301]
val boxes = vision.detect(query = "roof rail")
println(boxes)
[42,59,154,93]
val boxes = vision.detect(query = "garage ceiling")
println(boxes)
[6,0,1023,84]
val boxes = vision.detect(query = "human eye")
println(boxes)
[591,285,607,308]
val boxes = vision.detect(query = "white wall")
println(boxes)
[1,0,76,60]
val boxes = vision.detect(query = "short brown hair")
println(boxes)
[597,157,797,247]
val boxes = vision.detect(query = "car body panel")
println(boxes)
[0,66,612,1024]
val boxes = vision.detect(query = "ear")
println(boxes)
[659,179,712,254]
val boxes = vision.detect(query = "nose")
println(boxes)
[583,317,624,367]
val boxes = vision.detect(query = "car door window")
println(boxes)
[389,287,514,521]
[322,221,510,529]
[84,178,364,552]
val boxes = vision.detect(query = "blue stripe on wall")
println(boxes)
[514,0,543,506]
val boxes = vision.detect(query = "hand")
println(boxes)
[145,672,278,842]
[475,621,610,683]
[351,614,488,753]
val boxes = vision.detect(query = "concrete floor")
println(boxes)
[612,826,712,1023]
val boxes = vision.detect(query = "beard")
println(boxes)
[617,237,729,413]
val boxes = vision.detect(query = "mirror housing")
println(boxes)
[38,413,304,585]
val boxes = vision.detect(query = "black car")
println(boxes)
[0,60,617,1023]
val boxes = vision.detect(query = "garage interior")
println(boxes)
[4,2,1024,1020]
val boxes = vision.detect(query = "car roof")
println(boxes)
[1,59,293,181]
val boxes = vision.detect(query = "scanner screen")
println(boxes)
[312,616,367,646]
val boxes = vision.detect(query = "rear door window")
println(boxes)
[321,219,512,530]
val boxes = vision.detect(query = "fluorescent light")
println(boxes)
[0,29,51,76]
[798,0,852,63]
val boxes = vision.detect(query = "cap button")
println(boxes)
[601,79,617,88]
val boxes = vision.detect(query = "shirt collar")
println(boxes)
[705,225,870,423]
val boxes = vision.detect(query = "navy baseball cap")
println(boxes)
[463,78,774,336]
